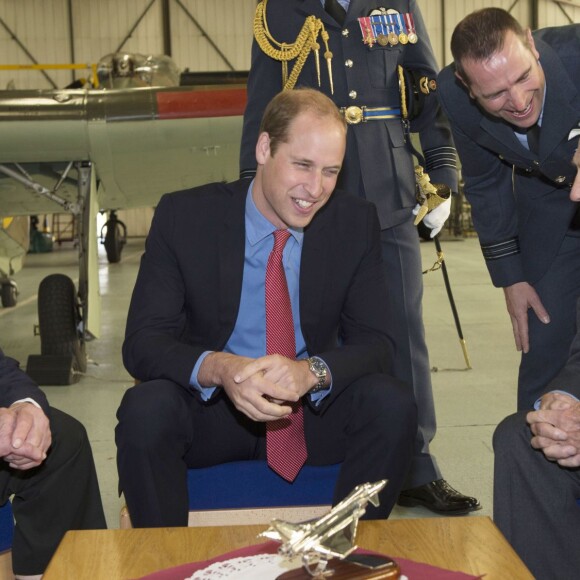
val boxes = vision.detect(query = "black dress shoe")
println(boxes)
[397,479,481,515]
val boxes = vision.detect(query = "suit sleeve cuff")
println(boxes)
[190,351,218,401]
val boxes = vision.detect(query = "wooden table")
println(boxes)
[43,516,532,579]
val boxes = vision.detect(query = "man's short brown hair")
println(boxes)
[451,8,529,84]
[259,88,346,156]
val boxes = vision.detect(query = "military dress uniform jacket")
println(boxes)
[241,0,458,230]
[438,25,580,288]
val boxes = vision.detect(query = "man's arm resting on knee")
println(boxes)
[503,282,550,353]
[0,402,51,470]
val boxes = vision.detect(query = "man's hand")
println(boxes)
[503,282,550,353]
[0,403,51,470]
[420,196,452,238]
[527,397,580,467]
[539,391,576,411]
[199,352,307,422]
[235,355,314,400]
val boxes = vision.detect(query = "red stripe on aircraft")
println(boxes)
[157,88,247,119]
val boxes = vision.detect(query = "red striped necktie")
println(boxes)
[265,229,307,481]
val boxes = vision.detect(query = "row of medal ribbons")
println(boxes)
[358,12,418,47]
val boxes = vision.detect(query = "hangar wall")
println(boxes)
[0,0,577,90]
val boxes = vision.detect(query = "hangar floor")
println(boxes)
[0,234,519,528]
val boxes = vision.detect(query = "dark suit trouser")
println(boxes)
[116,374,417,527]
[519,234,580,409]
[0,407,107,575]
[380,217,441,488]
[493,412,580,580]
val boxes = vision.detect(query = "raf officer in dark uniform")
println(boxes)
[241,0,480,515]
[438,8,580,411]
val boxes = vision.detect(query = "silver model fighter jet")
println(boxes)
[261,479,387,561]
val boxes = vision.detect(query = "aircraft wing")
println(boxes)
[0,78,247,344]
[316,524,357,559]
[0,83,246,217]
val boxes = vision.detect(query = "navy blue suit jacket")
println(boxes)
[123,180,394,409]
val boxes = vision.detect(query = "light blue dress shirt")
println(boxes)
[190,182,331,404]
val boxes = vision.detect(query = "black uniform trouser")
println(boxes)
[116,374,417,527]
[0,407,107,575]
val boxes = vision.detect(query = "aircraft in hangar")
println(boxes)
[0,53,247,382]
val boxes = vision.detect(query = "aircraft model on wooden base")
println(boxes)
[260,480,388,577]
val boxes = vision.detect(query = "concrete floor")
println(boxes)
[0,233,520,528]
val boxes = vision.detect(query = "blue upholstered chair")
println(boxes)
[0,500,14,575]
[121,461,342,527]
[186,460,341,525]
[0,501,13,554]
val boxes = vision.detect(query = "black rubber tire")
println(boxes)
[1,283,17,307]
[104,222,125,263]
[37,274,87,373]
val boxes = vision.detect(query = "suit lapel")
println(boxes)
[299,211,330,347]
[346,0,372,22]
[217,183,247,332]
[479,115,529,157]
[537,40,580,159]
[297,0,335,26]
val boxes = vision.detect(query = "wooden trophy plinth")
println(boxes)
[277,554,400,579]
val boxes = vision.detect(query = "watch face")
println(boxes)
[308,358,327,392]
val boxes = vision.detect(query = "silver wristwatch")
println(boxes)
[307,357,328,393]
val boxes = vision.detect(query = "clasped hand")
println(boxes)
[201,353,313,422]
[527,392,580,467]
[0,403,52,470]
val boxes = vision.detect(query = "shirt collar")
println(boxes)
[245,180,304,247]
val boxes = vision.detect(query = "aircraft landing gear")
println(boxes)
[38,273,87,372]
[100,210,127,263]
[1,280,18,307]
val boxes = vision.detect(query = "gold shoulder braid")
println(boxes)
[397,65,409,121]
[253,0,335,93]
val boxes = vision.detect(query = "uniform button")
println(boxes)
[555,176,566,183]
[345,59,353,68]
[526,168,532,173]
[342,29,349,37]
[498,154,504,160]
[533,160,540,166]
[349,90,357,99]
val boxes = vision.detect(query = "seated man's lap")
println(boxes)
[117,374,413,470]
[305,373,414,464]
[117,379,266,467]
